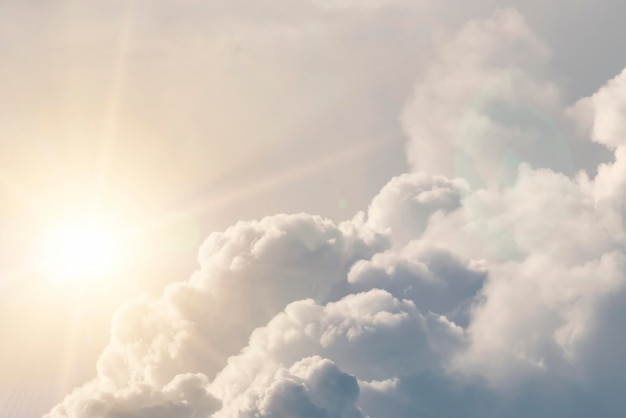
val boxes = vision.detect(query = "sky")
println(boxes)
[2,0,626,417]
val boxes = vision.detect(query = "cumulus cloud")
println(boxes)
[366,173,469,246]
[402,8,574,187]
[223,356,363,418]
[45,4,626,418]
[348,244,486,327]
[45,214,386,418]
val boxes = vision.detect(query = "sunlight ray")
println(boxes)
[136,135,392,238]
[93,0,137,208]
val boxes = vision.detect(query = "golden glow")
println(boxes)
[35,218,125,284]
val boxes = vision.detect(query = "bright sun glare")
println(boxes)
[36,218,124,283]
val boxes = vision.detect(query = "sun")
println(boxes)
[36,217,126,284]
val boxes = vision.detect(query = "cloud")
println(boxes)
[366,172,469,247]
[44,4,626,418]
[211,289,462,417]
[402,8,575,187]
[46,373,220,418]
[348,244,486,327]
[45,213,386,418]
[214,356,363,418]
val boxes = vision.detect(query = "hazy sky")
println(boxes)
[2,1,626,417]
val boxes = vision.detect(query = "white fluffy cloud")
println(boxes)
[46,373,220,418]
[213,356,363,418]
[402,8,574,187]
[45,4,626,418]
[211,290,461,417]
[366,173,469,247]
[45,214,386,418]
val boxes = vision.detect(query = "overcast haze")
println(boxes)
[2,1,626,417]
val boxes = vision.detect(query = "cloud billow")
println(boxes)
[45,5,626,418]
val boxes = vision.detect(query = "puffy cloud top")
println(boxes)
[45,5,626,418]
